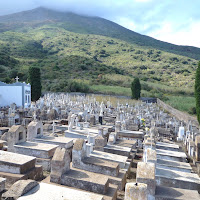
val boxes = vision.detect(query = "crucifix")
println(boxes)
[15,76,19,82]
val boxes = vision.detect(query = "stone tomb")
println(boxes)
[72,139,127,190]
[0,150,42,189]
[18,182,104,200]
[156,149,187,162]
[27,120,73,151]
[50,147,117,199]
[8,125,58,171]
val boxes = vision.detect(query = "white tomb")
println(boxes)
[0,79,31,108]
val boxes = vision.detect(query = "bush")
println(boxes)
[67,81,90,93]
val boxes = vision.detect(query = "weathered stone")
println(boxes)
[50,147,71,184]
[125,182,147,200]
[195,135,200,161]
[2,180,38,200]
[0,177,6,193]
[27,121,43,141]
[136,162,156,197]
[146,148,157,164]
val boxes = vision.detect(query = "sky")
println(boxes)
[0,0,200,48]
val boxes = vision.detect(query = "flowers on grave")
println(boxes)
[141,118,146,127]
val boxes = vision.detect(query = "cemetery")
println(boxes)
[0,85,200,199]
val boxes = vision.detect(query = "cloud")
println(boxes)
[148,20,200,47]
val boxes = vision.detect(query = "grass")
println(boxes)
[165,95,196,114]
[90,84,132,97]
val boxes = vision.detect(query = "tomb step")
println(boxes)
[156,167,200,192]
[58,166,109,194]
[114,139,137,149]
[0,165,43,189]
[0,150,36,174]
[90,150,129,169]
[43,176,117,200]
[121,161,131,175]
[81,156,120,177]
[104,184,118,200]
[108,170,126,191]
[155,185,200,200]
[103,145,131,157]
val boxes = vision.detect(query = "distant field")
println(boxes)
[90,84,196,115]
[165,95,196,115]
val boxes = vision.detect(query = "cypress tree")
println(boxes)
[195,61,200,123]
[28,66,42,101]
[131,77,141,100]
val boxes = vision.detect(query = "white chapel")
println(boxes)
[0,76,31,108]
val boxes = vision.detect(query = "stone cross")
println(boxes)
[15,76,19,82]
[33,112,37,121]
[52,120,55,134]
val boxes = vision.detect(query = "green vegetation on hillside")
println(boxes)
[195,62,200,122]
[0,7,198,114]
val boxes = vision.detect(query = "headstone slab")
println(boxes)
[125,182,147,200]
[51,147,71,184]
[136,162,156,197]
[27,121,43,141]
[7,125,26,151]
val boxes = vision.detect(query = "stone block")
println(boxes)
[95,135,107,151]
[136,162,156,196]
[146,148,157,164]
[0,150,36,174]
[195,135,200,161]
[50,147,71,184]
[27,121,43,141]
[125,182,147,200]
[2,180,38,200]
[0,177,6,193]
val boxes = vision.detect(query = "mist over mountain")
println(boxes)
[0,7,200,60]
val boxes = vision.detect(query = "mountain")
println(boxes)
[0,7,200,60]
[0,7,198,105]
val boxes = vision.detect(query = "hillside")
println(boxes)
[0,7,200,60]
[0,7,198,114]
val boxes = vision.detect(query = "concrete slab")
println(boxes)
[0,150,36,174]
[157,159,192,173]
[156,167,200,192]
[155,185,200,200]
[61,166,109,194]
[79,156,119,177]
[114,139,137,149]
[104,144,132,157]
[43,176,117,200]
[156,149,187,162]
[35,136,73,149]
[90,150,128,168]
[0,165,43,189]
[117,130,144,139]
[156,142,180,152]
[14,141,58,159]
[18,182,104,200]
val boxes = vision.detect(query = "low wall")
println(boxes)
[157,98,199,128]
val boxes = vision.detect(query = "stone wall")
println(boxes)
[157,98,199,128]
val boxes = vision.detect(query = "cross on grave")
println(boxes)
[33,112,37,121]
[15,76,19,82]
